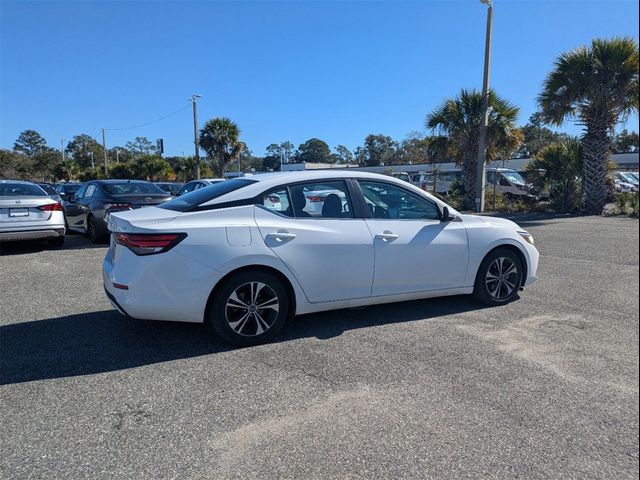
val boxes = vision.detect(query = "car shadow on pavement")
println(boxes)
[0,296,489,385]
[0,235,105,256]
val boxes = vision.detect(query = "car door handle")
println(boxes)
[375,231,399,241]
[266,231,297,241]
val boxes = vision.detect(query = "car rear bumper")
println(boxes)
[0,227,65,241]
[103,242,223,323]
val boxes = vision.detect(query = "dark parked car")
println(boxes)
[155,182,184,196]
[64,180,172,243]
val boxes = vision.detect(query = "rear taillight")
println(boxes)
[39,202,63,211]
[306,196,324,202]
[114,232,186,256]
[106,203,133,213]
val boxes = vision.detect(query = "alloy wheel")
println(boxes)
[225,282,280,337]
[485,257,519,301]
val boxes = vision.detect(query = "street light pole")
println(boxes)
[475,0,493,213]
[190,94,202,179]
[101,128,108,175]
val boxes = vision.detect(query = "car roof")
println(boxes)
[0,179,39,184]
[199,170,455,210]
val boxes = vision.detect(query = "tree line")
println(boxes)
[1,37,638,213]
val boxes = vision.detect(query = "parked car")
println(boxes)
[64,180,172,243]
[612,171,639,192]
[391,172,411,182]
[104,171,539,347]
[36,182,62,202]
[0,180,65,247]
[155,182,184,196]
[176,178,225,196]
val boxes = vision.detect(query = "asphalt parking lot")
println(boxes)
[1,215,638,479]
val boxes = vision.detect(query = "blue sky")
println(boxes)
[1,0,638,157]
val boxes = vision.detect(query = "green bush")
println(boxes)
[615,192,639,217]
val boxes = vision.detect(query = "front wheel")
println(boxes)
[473,248,523,306]
[208,271,290,347]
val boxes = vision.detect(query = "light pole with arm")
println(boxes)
[475,0,493,212]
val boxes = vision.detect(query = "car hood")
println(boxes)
[458,214,522,230]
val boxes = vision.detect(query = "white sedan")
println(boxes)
[104,171,539,346]
[0,180,66,246]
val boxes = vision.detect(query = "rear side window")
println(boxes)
[159,178,257,212]
[0,183,46,196]
[261,188,293,217]
[37,183,57,195]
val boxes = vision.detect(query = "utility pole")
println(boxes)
[475,0,493,213]
[190,94,202,179]
[89,152,95,169]
[101,128,108,175]
[116,149,120,164]
[61,139,65,163]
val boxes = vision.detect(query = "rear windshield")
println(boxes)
[102,182,166,195]
[159,178,257,212]
[0,183,46,196]
[37,183,58,195]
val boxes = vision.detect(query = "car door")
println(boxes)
[357,179,469,296]
[64,183,89,230]
[254,180,375,303]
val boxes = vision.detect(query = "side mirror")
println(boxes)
[441,206,451,222]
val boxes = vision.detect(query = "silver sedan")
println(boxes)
[0,180,66,247]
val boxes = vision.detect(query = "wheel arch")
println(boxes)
[475,243,528,288]
[204,264,298,323]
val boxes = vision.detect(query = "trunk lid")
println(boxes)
[0,196,55,224]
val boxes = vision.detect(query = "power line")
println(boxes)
[104,104,191,131]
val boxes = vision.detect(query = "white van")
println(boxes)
[416,168,534,198]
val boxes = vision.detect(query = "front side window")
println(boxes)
[288,181,353,219]
[358,180,440,220]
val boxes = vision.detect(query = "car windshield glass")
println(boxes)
[102,182,166,195]
[62,184,81,193]
[0,183,46,196]
[502,171,526,185]
[621,172,638,183]
[37,183,57,195]
[159,179,257,212]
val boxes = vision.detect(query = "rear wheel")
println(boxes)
[87,216,108,244]
[473,248,523,305]
[208,271,290,347]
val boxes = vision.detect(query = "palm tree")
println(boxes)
[538,37,639,213]
[426,89,522,210]
[199,118,243,177]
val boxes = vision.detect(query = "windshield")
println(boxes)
[59,184,81,194]
[0,182,47,196]
[620,172,638,183]
[37,183,58,195]
[159,178,257,212]
[102,182,166,195]
[501,171,526,185]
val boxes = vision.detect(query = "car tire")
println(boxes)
[47,236,65,248]
[87,216,108,244]
[207,270,290,347]
[473,248,523,306]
